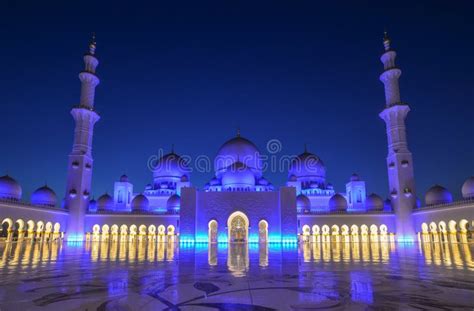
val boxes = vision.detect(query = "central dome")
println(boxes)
[214,134,262,178]
[221,161,256,189]
[288,151,326,184]
[153,152,190,185]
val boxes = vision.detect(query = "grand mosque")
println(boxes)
[0,34,473,245]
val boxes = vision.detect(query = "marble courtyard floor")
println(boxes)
[0,241,473,310]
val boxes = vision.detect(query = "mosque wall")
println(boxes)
[413,201,474,233]
[179,187,197,242]
[195,190,281,242]
[0,202,69,230]
[279,186,297,241]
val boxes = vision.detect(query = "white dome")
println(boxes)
[461,176,474,199]
[119,174,129,182]
[365,193,384,211]
[214,135,262,178]
[167,194,180,210]
[329,193,347,211]
[209,177,220,186]
[258,177,270,186]
[425,185,453,206]
[31,185,57,207]
[288,151,326,184]
[221,161,256,189]
[0,175,22,201]
[132,194,149,212]
[153,152,190,184]
[350,173,360,182]
[89,199,97,211]
[296,194,311,212]
[97,193,114,211]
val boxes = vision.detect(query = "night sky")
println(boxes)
[1,1,473,201]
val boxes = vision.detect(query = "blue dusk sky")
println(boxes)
[1,1,473,200]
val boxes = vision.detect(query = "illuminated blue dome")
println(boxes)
[167,194,180,210]
[153,152,190,186]
[288,151,326,184]
[214,135,262,178]
[97,193,114,211]
[221,161,256,189]
[31,185,57,207]
[329,194,347,211]
[365,193,383,211]
[89,199,97,211]
[425,185,453,206]
[296,194,310,212]
[0,175,22,201]
[132,194,149,212]
[462,176,474,199]
[258,177,270,186]
[209,177,220,186]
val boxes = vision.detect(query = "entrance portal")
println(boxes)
[227,211,249,243]
[208,220,218,243]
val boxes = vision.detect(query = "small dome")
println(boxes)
[384,198,392,211]
[167,194,181,210]
[119,174,129,182]
[296,194,311,212]
[221,161,256,188]
[31,185,57,207]
[258,177,269,186]
[288,151,326,183]
[326,183,334,190]
[97,193,114,211]
[181,175,189,182]
[329,193,347,211]
[288,174,297,182]
[350,173,360,182]
[214,135,262,178]
[209,177,220,186]
[365,193,383,211]
[131,194,149,212]
[461,176,474,199]
[89,199,97,211]
[0,175,22,201]
[425,185,453,206]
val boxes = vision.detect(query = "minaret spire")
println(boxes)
[237,127,241,137]
[64,35,101,241]
[378,32,416,242]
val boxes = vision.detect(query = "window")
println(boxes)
[118,190,123,203]
[357,190,362,203]
[128,192,131,204]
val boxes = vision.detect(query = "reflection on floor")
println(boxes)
[0,240,472,310]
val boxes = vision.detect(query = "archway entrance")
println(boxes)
[208,220,218,243]
[227,211,249,243]
[258,220,268,243]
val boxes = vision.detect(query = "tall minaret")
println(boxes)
[378,32,416,242]
[65,35,101,241]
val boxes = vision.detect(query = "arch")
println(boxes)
[27,220,35,231]
[111,224,119,234]
[101,224,110,234]
[322,225,330,235]
[448,220,457,233]
[350,225,359,235]
[421,223,429,234]
[53,222,61,233]
[158,225,165,235]
[258,220,268,243]
[438,221,447,233]
[139,225,147,235]
[302,225,311,235]
[331,225,340,235]
[312,225,320,235]
[360,225,369,235]
[129,225,137,234]
[148,225,156,235]
[15,219,25,231]
[92,224,101,234]
[370,224,378,235]
[459,219,469,233]
[2,218,13,229]
[36,221,44,232]
[341,225,349,235]
[45,222,53,233]
[120,224,128,234]
[429,222,438,233]
[380,224,388,235]
[167,225,175,235]
[208,220,218,243]
[227,211,249,243]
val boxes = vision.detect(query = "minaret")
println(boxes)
[378,32,416,242]
[65,35,101,241]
